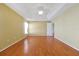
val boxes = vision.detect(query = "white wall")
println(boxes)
[29,22,47,36]
[54,4,79,50]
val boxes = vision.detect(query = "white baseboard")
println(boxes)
[0,36,26,52]
[55,35,79,51]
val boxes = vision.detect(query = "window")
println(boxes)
[24,22,28,34]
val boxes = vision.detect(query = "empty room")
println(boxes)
[0,3,79,56]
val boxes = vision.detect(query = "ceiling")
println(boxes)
[5,3,73,21]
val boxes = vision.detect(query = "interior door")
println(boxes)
[47,22,54,36]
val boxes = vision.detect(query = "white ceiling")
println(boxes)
[5,3,73,21]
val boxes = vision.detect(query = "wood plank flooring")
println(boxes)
[0,36,79,56]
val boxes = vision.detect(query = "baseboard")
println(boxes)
[55,35,79,51]
[0,36,26,52]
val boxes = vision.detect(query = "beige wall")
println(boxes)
[54,4,79,50]
[0,4,25,51]
[29,22,47,36]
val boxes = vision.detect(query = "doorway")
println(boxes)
[47,22,54,37]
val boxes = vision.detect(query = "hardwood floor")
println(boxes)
[0,36,79,56]
[0,38,24,56]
